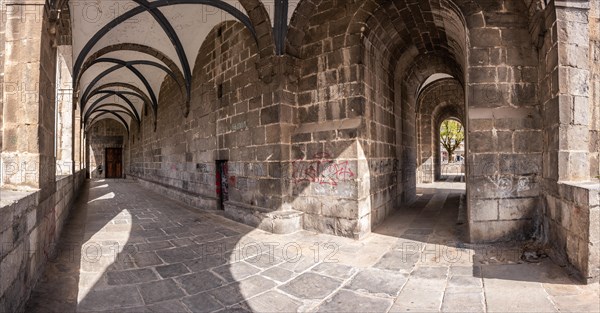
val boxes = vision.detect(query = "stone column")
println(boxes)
[73,103,81,172]
[554,1,591,182]
[1,0,57,200]
[0,0,5,152]
[542,1,599,284]
[465,2,543,243]
[55,45,72,176]
[417,113,434,184]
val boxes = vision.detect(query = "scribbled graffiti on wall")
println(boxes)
[487,173,534,198]
[292,152,355,186]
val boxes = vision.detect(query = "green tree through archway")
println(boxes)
[440,120,464,162]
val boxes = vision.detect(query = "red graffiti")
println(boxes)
[292,152,355,186]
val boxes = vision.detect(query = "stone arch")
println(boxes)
[238,0,276,58]
[332,0,472,226]
[188,20,262,119]
[416,78,465,183]
[285,0,322,57]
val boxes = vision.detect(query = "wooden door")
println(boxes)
[105,148,123,178]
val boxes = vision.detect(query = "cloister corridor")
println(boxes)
[24,179,599,312]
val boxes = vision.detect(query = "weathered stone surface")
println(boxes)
[137,279,185,304]
[311,262,356,279]
[155,263,190,279]
[317,290,393,312]
[182,293,223,312]
[3,1,600,308]
[176,271,225,295]
[208,276,276,306]
[262,266,295,282]
[441,292,485,312]
[106,268,157,285]
[78,286,144,311]
[374,250,420,272]
[390,287,443,312]
[278,273,342,300]
[242,290,302,312]
[344,268,408,297]
[211,261,261,282]
[21,180,600,313]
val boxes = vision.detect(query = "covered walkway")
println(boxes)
[25,180,599,312]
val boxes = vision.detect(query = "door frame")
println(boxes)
[216,160,228,210]
[105,147,123,178]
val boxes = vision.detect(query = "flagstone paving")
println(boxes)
[25,178,600,312]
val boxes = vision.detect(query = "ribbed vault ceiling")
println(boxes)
[71,0,300,131]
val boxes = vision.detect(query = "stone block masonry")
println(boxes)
[0,170,86,312]
[117,2,599,268]
[0,0,587,286]
[88,119,127,179]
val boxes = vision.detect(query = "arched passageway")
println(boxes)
[2,0,600,312]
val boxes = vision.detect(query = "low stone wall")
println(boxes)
[224,201,303,234]
[130,174,219,211]
[544,181,600,283]
[0,170,86,312]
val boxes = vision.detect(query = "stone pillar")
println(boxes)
[55,46,73,176]
[73,104,81,172]
[1,0,57,199]
[541,1,599,284]
[224,55,305,235]
[554,1,591,182]
[0,0,5,152]
[465,1,543,243]
[417,113,434,184]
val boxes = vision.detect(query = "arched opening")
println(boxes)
[86,119,127,179]
[416,77,466,185]
[356,0,470,244]
[438,118,465,181]
[55,45,74,177]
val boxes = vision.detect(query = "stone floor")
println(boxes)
[25,178,600,312]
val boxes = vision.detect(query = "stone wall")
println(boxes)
[105,1,598,267]
[539,1,600,283]
[1,0,57,202]
[465,1,543,242]
[591,1,600,179]
[0,0,5,151]
[545,182,600,283]
[289,0,376,238]
[88,119,126,178]
[362,24,402,232]
[55,46,73,177]
[125,21,303,233]
[0,170,86,312]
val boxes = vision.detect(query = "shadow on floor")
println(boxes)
[26,178,260,312]
[372,177,584,286]
[25,178,597,313]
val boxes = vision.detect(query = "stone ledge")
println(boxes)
[128,174,219,211]
[224,201,303,234]
[559,181,600,208]
[0,189,38,209]
[294,117,363,134]
[546,180,600,284]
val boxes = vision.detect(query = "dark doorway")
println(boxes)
[216,160,228,210]
[105,148,123,178]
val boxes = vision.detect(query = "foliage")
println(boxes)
[440,120,464,162]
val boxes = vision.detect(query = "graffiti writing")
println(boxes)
[292,152,355,186]
[487,173,534,198]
